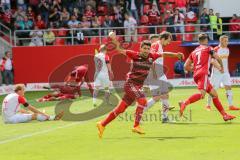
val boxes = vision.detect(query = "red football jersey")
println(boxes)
[189,45,213,77]
[72,65,88,82]
[125,50,162,86]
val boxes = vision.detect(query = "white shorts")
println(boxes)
[3,113,32,124]
[148,74,169,96]
[94,73,111,88]
[210,73,231,89]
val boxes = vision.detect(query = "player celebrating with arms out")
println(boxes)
[206,35,240,111]
[179,34,236,121]
[144,32,184,123]
[96,32,183,138]
[93,44,114,107]
[2,84,64,124]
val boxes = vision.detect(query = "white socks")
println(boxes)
[37,114,49,121]
[161,99,169,119]
[226,90,233,106]
[144,98,156,111]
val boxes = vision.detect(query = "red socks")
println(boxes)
[101,100,128,127]
[212,97,226,116]
[184,93,202,106]
[134,98,147,127]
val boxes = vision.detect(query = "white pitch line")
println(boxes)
[0,122,82,145]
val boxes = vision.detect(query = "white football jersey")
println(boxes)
[212,46,229,74]
[2,93,27,119]
[94,52,110,74]
[151,41,164,65]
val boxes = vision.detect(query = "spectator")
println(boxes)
[85,0,96,10]
[26,6,35,22]
[229,14,240,39]
[209,9,218,40]
[50,0,62,11]
[175,0,187,14]
[84,5,95,21]
[72,7,81,20]
[12,6,26,21]
[35,15,46,29]
[0,51,13,85]
[102,15,115,35]
[200,8,210,32]
[38,0,50,25]
[68,15,80,29]
[126,0,140,23]
[147,4,160,33]
[81,16,92,36]
[216,12,222,39]
[43,28,56,45]
[113,5,123,26]
[165,10,176,41]
[124,13,137,42]
[29,26,43,46]
[1,0,11,12]
[147,3,160,25]
[173,8,185,38]
[91,16,101,36]
[174,58,185,77]
[60,7,70,26]
[17,0,27,11]
[49,7,61,27]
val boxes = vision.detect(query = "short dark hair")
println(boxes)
[5,51,10,56]
[14,84,25,92]
[140,40,151,48]
[159,31,172,40]
[198,33,209,42]
[149,34,159,40]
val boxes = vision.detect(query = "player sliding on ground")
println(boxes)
[144,32,184,123]
[96,32,183,138]
[2,84,64,124]
[206,35,240,111]
[37,65,93,102]
[179,33,236,121]
[93,44,114,107]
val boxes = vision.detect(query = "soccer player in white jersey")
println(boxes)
[144,32,184,123]
[2,84,64,124]
[206,35,240,111]
[93,44,114,107]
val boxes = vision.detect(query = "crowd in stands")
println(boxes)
[0,0,239,46]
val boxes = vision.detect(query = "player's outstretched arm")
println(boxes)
[162,52,184,59]
[27,105,50,118]
[211,58,222,71]
[184,58,193,72]
[108,31,127,55]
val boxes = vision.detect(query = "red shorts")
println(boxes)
[122,82,145,105]
[194,74,213,93]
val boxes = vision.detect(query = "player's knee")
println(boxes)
[200,91,206,99]
[114,101,128,113]
[137,98,147,106]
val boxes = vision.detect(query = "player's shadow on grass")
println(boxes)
[141,136,198,141]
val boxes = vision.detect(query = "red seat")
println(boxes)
[54,38,65,45]
[101,37,109,44]
[176,34,183,41]
[185,24,195,32]
[84,37,89,44]
[58,28,67,37]
[140,15,149,25]
[184,34,194,41]
[90,37,100,44]
[159,0,168,3]
[138,36,147,42]
[168,0,176,3]
[143,5,151,15]
[160,4,165,13]
[188,0,200,6]
[138,26,149,34]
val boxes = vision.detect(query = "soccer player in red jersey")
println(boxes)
[96,32,183,138]
[179,33,236,121]
[65,64,94,96]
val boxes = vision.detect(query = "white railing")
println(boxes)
[13,22,240,47]
[0,23,12,56]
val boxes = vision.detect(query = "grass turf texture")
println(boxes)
[0,87,240,160]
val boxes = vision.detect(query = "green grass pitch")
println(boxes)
[0,87,240,160]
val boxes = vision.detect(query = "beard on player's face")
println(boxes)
[140,47,150,58]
